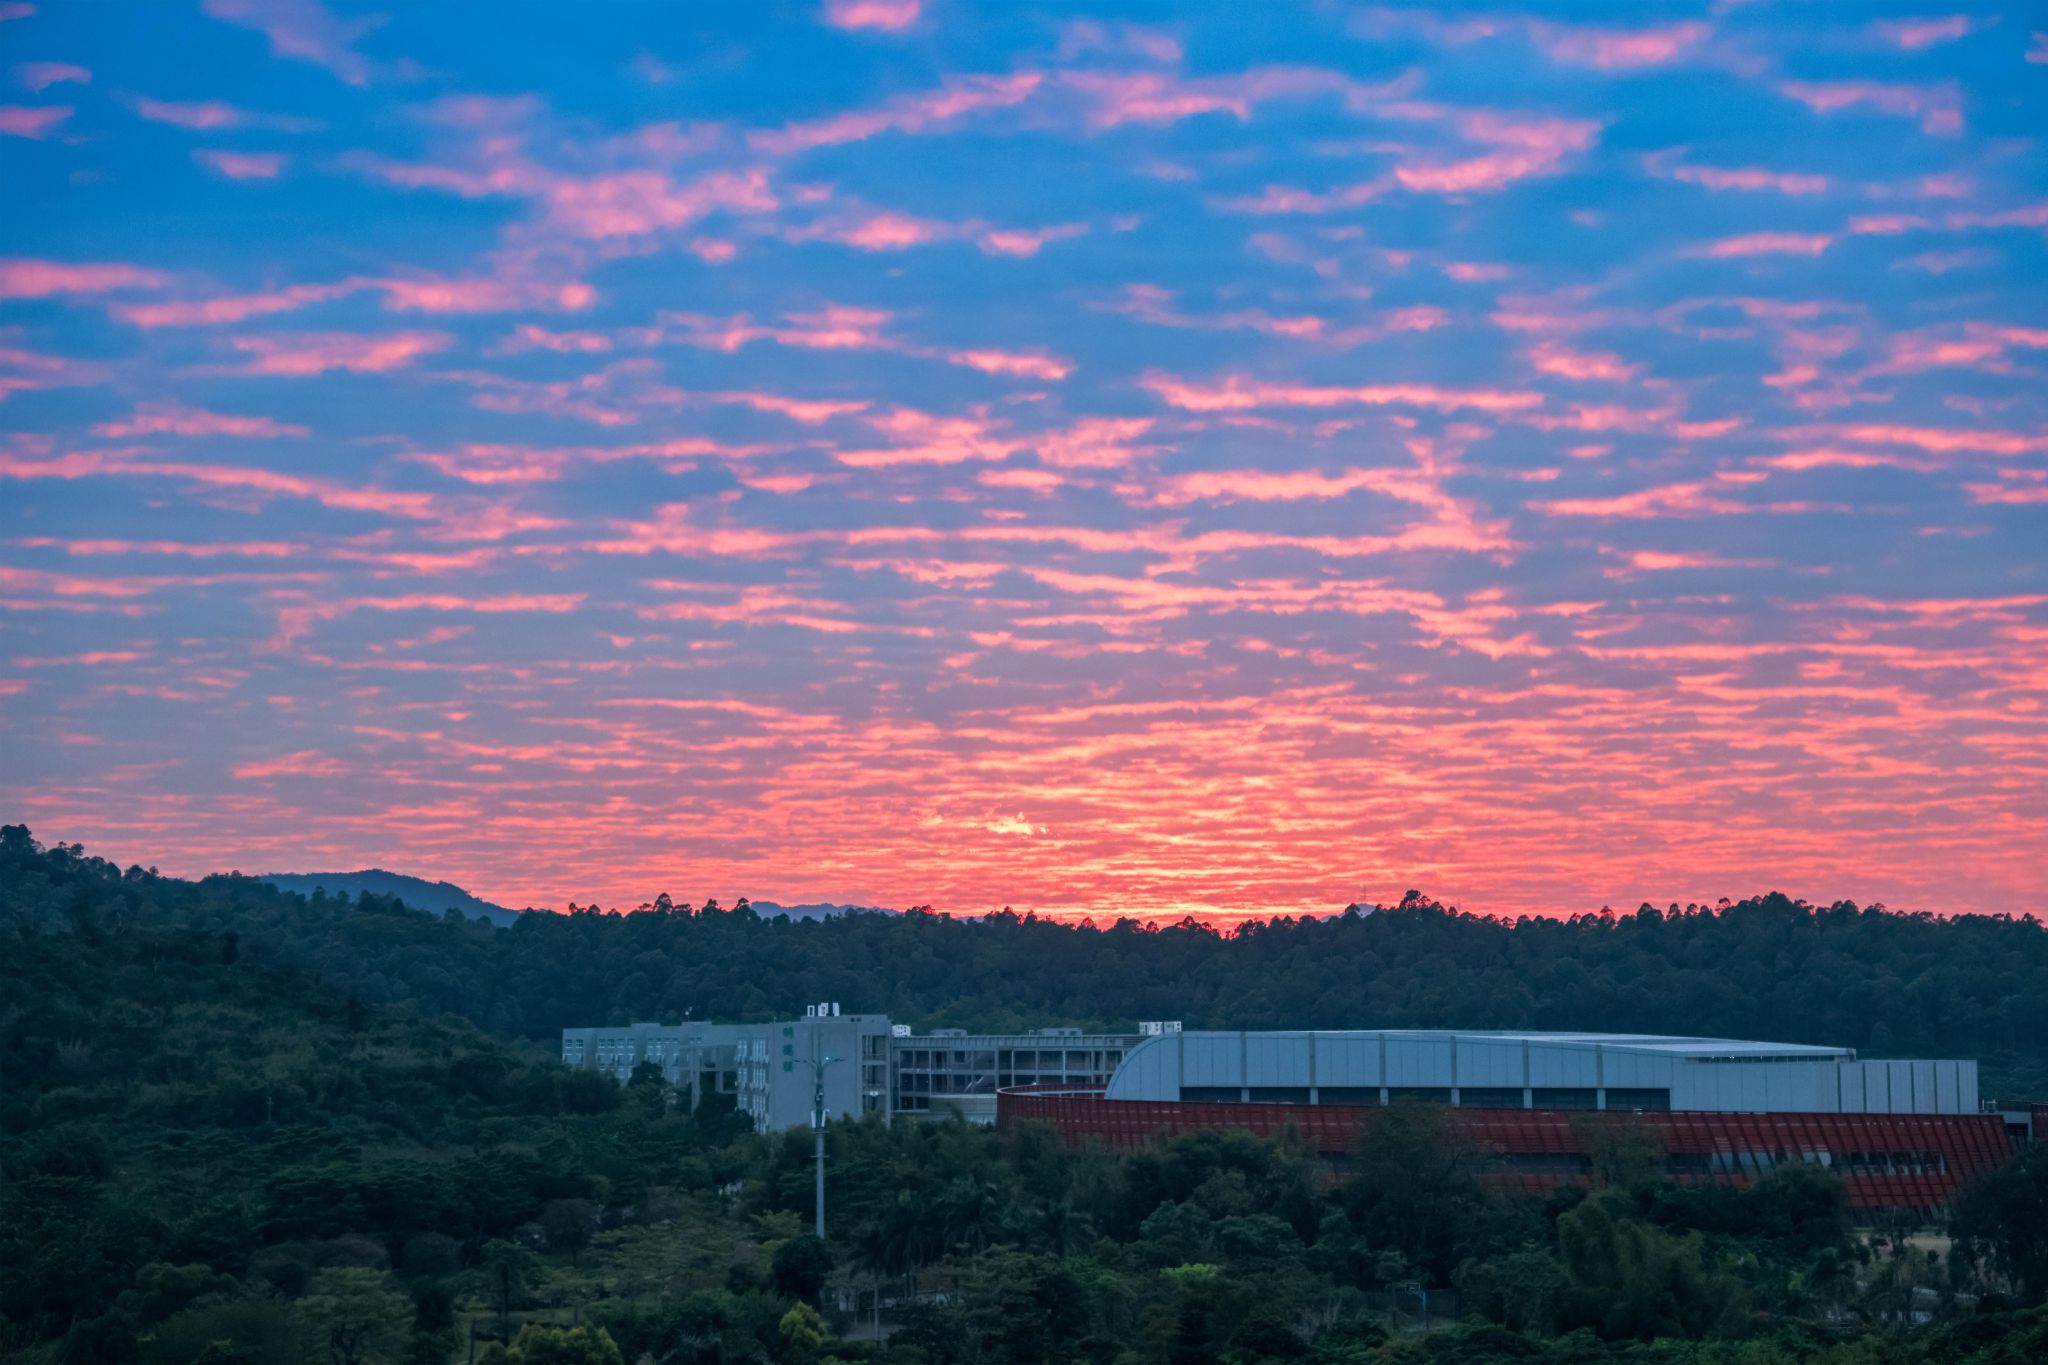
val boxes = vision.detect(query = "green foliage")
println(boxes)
[7,826,2045,1093]
[1951,1142,2048,1305]
[778,1302,826,1363]
[4,825,2047,1365]
[504,1322,625,1365]
[294,1267,414,1365]
[773,1234,833,1303]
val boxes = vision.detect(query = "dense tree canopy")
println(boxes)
[5,826,2046,1094]
[4,825,2047,1365]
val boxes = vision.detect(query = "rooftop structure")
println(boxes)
[563,1017,2022,1211]
[1102,1029,1978,1114]
[999,1028,2010,1215]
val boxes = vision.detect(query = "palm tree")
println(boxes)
[940,1176,1003,1255]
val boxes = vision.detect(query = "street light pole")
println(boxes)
[805,1017,840,1240]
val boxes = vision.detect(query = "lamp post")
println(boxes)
[801,1019,840,1239]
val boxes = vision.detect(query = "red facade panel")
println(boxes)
[995,1088,2012,1211]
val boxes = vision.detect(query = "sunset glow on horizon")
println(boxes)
[4,2,2046,919]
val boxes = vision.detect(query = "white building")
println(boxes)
[1100,1030,1979,1115]
[562,1010,1143,1132]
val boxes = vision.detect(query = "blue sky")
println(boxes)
[3,1,2046,918]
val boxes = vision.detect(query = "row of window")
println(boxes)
[899,1072,1115,1094]
[893,1049,1126,1071]
[1178,1086,1674,1110]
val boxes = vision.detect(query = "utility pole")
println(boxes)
[804,1016,840,1240]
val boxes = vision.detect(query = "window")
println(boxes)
[1318,1087,1380,1107]
[1843,1151,1945,1175]
[1604,1088,1671,1111]
[1387,1088,1453,1104]
[1458,1088,1525,1109]
[1182,1086,1243,1103]
[1247,1087,1310,1104]
[1533,1088,1598,1110]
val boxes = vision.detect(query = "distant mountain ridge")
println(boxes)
[259,870,527,926]
[258,870,889,926]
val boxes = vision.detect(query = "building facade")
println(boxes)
[561,1009,1143,1133]
[996,1029,2014,1213]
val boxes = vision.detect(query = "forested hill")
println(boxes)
[6,826,2047,1091]
[259,870,525,927]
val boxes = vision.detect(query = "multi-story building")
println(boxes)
[560,1008,1145,1133]
[890,1026,1135,1122]
[557,1020,749,1108]
[736,1008,896,1132]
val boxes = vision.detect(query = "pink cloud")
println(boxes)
[1061,70,1253,128]
[193,148,286,179]
[374,274,592,314]
[129,95,321,132]
[1357,10,1709,72]
[1694,232,1836,258]
[0,447,449,524]
[1872,17,1972,51]
[1529,21,1710,70]
[1029,417,1159,468]
[544,168,776,239]
[0,344,105,400]
[16,62,88,93]
[232,750,348,780]
[111,281,354,327]
[0,104,69,138]
[1391,112,1602,195]
[1096,283,1445,348]
[1608,549,1774,574]
[92,403,309,438]
[752,73,1044,155]
[224,329,452,375]
[798,210,957,251]
[495,324,614,355]
[834,407,1024,468]
[199,0,391,87]
[822,0,919,33]
[1824,422,2048,456]
[1533,477,1760,519]
[345,152,544,199]
[1893,248,1996,274]
[1058,20,1183,64]
[1142,372,1544,415]
[1144,467,1391,505]
[1778,79,1962,135]
[0,258,168,298]
[1527,341,1641,382]
[266,592,586,650]
[716,392,869,424]
[977,223,1088,257]
[1662,161,1829,195]
[946,349,1074,381]
[1058,66,1405,133]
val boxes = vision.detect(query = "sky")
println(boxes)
[2,1,2045,920]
